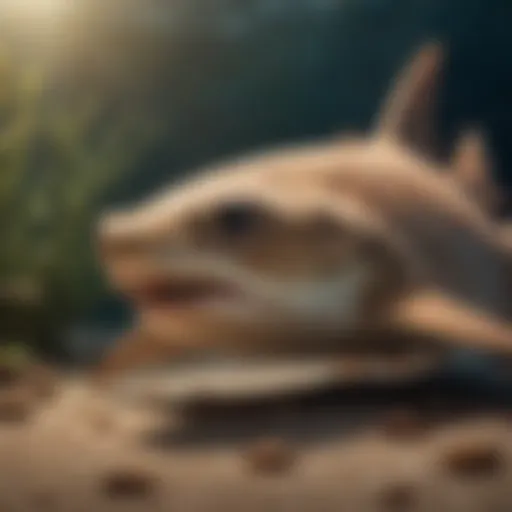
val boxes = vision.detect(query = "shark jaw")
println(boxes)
[106,249,377,351]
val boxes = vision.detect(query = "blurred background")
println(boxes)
[0,0,511,364]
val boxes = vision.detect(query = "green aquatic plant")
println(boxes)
[0,52,161,359]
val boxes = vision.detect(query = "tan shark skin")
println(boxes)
[92,42,512,385]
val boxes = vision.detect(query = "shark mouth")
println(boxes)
[129,275,244,311]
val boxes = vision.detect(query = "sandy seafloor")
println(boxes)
[1,356,512,512]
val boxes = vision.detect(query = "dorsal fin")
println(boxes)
[450,129,503,214]
[385,287,512,356]
[373,42,443,157]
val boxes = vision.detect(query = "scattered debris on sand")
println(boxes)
[441,440,505,479]
[243,437,297,475]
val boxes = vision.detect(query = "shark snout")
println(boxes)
[96,206,195,296]
[96,209,165,297]
[97,210,147,260]
[97,205,178,261]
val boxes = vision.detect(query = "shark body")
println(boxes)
[93,43,512,385]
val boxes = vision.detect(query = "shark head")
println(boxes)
[98,142,414,355]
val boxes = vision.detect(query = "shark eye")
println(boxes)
[213,200,264,239]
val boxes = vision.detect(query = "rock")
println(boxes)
[441,440,505,479]
[101,467,158,499]
[244,437,297,475]
[379,483,417,511]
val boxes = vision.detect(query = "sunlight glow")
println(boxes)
[2,0,73,19]
[0,0,75,33]
[0,0,78,52]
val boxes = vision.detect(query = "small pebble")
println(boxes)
[101,467,158,499]
[442,441,505,479]
[91,412,115,433]
[379,483,417,511]
[244,437,297,475]
[86,403,115,433]
[32,490,57,510]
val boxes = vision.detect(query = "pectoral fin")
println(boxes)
[91,328,178,386]
[385,288,512,356]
